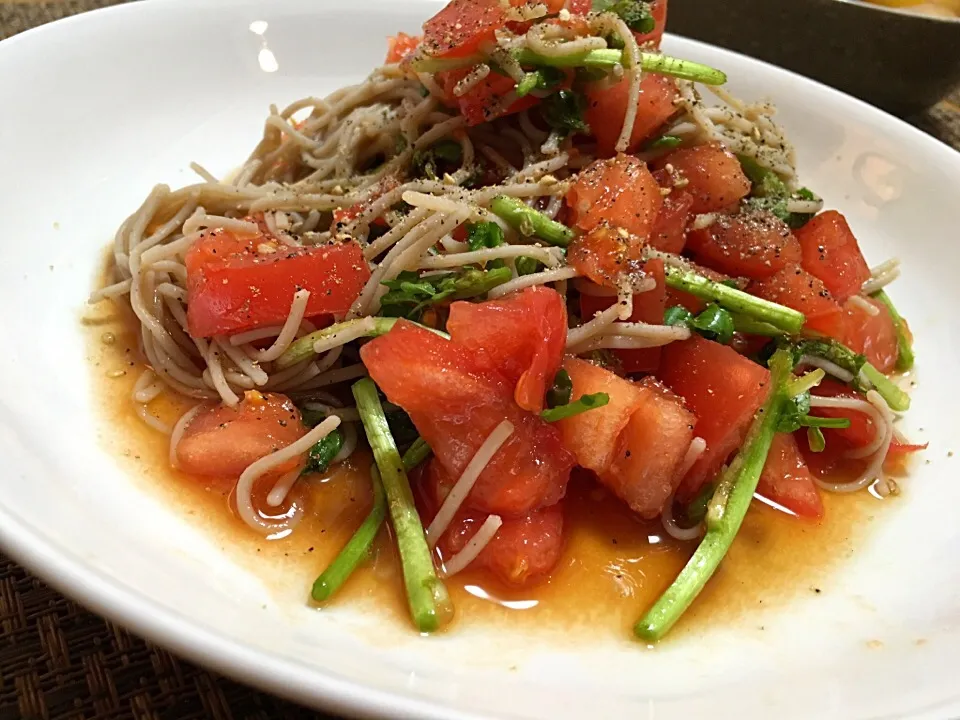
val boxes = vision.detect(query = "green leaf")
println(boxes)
[379,267,511,320]
[303,429,344,475]
[592,0,655,33]
[466,221,504,251]
[541,90,590,136]
[645,135,683,151]
[690,304,735,345]
[515,256,544,276]
[807,426,826,453]
[546,369,573,409]
[663,305,694,327]
[515,67,565,98]
[541,392,610,423]
[411,139,463,180]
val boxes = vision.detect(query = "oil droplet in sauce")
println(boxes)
[84,299,902,641]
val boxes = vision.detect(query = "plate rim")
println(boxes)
[1,2,959,719]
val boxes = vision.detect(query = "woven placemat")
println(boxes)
[1,2,959,719]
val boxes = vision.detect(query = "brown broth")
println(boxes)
[84,296,899,641]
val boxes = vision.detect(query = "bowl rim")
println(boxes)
[831,0,960,25]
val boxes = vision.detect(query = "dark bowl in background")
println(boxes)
[667,0,960,116]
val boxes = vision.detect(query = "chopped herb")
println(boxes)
[737,154,819,229]
[411,139,462,180]
[777,391,851,434]
[466,221,504,251]
[541,392,610,423]
[690,304,735,345]
[645,135,683,151]
[546,369,574,409]
[871,290,914,371]
[302,429,344,475]
[515,256,544,276]
[663,305,694,327]
[379,267,512,320]
[515,67,564,98]
[540,90,590,136]
[807,427,826,453]
[401,437,432,470]
[592,0,655,33]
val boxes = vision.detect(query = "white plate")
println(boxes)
[2,1,960,718]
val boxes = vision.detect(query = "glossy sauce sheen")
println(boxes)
[86,299,898,639]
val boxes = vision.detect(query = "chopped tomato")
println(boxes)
[649,186,693,253]
[554,357,648,474]
[447,286,567,413]
[841,297,898,374]
[750,265,845,338]
[888,439,927,455]
[185,230,369,338]
[795,210,870,303]
[421,0,507,59]
[579,259,667,373]
[567,154,663,237]
[176,392,306,479]
[424,460,564,586]
[601,377,696,518]
[568,222,644,287]
[686,211,802,280]
[656,336,770,500]
[566,0,593,12]
[437,69,540,126]
[584,73,678,158]
[757,433,824,519]
[385,32,421,63]
[634,0,668,46]
[654,144,751,214]
[361,321,575,516]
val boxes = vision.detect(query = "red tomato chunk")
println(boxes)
[447,287,567,413]
[757,433,824,520]
[176,391,306,479]
[750,265,845,338]
[686,211,801,280]
[795,210,870,303]
[584,74,678,158]
[361,320,575,517]
[185,230,369,339]
[656,336,769,500]
[654,144,751,214]
[566,154,663,238]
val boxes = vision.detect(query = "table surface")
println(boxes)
[1,2,959,719]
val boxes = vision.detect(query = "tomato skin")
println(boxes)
[650,186,693,254]
[795,211,870,303]
[584,73,678,158]
[757,433,824,519]
[654,144,751,214]
[437,69,540,126]
[185,231,369,339]
[841,297,898,374]
[421,0,506,58]
[555,357,649,474]
[424,460,564,586]
[447,286,567,413]
[750,265,845,338]
[569,222,644,288]
[567,154,663,237]
[602,377,696,518]
[176,392,306,479]
[656,336,770,500]
[361,321,575,516]
[686,211,802,280]
[579,259,667,373]
[385,32,421,63]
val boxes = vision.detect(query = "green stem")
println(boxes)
[489,195,574,247]
[634,348,793,642]
[311,465,387,602]
[401,437,432,470]
[663,266,805,334]
[860,363,911,413]
[785,368,825,398]
[511,48,727,85]
[540,392,609,422]
[729,313,785,337]
[277,317,448,370]
[352,379,452,632]
[870,290,915,372]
